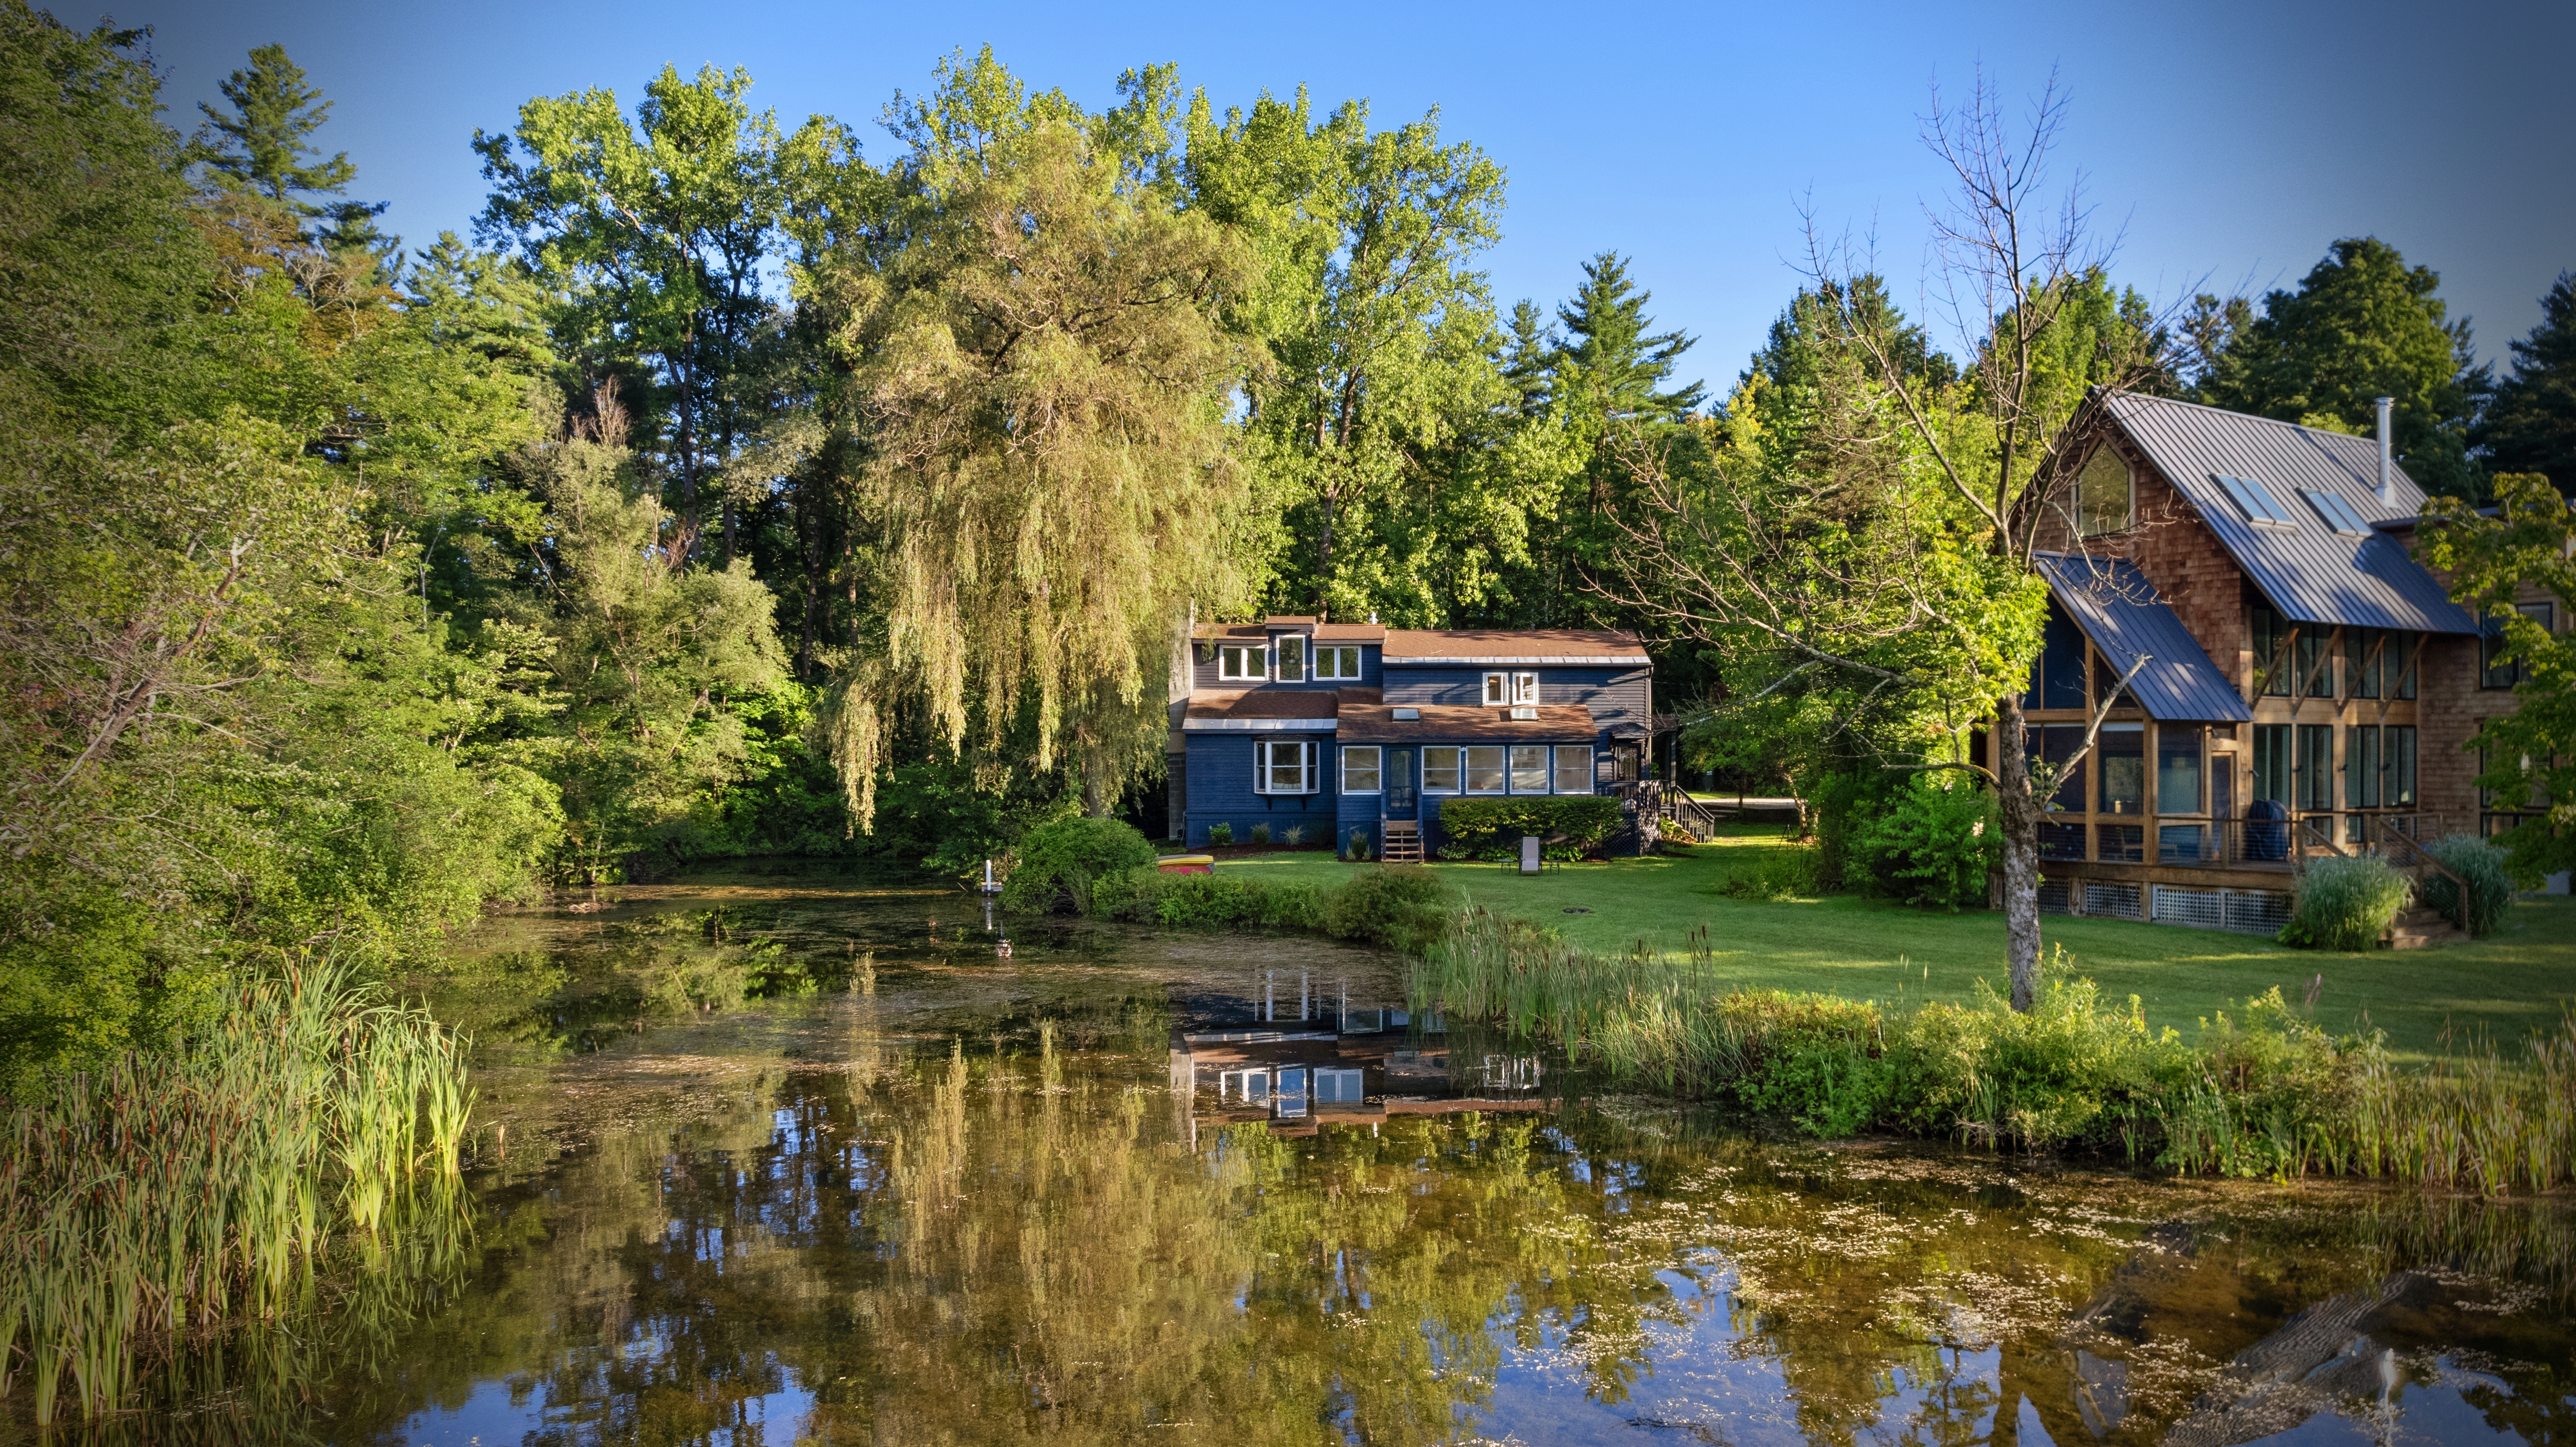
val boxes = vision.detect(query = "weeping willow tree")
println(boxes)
[813,113,1255,826]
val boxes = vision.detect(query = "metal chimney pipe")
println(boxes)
[2375,396,2395,505]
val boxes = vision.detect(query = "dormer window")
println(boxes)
[1217,643,1267,681]
[2073,447,2133,537]
[1313,645,1362,680]
[1482,671,1537,705]
[1275,636,1306,681]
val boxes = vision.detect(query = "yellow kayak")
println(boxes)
[1155,854,1215,874]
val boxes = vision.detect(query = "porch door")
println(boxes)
[1385,748,1417,819]
[1273,1066,1309,1119]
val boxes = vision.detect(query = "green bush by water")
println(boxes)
[1707,842,1826,901]
[1086,864,1456,952]
[999,817,1157,913]
[2419,833,2516,936]
[1414,912,2576,1191]
[1435,797,1623,861]
[2279,854,2412,950]
[0,962,474,1424]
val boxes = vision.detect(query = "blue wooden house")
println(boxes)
[1165,618,1654,859]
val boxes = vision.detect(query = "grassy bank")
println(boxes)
[0,965,474,1425]
[1209,838,2576,1059]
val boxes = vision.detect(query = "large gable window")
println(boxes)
[1218,643,1267,681]
[2075,448,2133,537]
[1253,738,1316,794]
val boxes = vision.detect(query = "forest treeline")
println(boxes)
[4,8,2569,1078]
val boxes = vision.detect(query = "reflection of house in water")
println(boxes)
[1169,967,1549,1142]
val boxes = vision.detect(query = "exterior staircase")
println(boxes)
[1381,819,1424,863]
[2382,903,2466,950]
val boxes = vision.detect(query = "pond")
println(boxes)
[170,864,2576,1444]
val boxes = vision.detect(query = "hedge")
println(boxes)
[1435,796,1624,861]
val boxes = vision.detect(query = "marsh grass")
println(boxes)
[0,962,474,1424]
[1416,910,2576,1192]
[2279,855,2411,950]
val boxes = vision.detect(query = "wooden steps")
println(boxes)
[2383,904,2466,950]
[1381,820,1423,863]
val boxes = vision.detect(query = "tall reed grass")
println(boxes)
[1415,910,2576,1192]
[0,962,474,1424]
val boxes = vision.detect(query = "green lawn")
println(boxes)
[1222,838,2576,1059]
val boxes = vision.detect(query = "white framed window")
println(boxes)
[1482,672,1508,704]
[1315,1068,1364,1103]
[1275,636,1306,682]
[1315,645,1362,680]
[1253,738,1316,795]
[1509,744,1549,792]
[1422,746,1462,793]
[1553,746,1592,794]
[1464,745,1506,793]
[1484,671,1537,704]
[1218,643,1268,681]
[1341,745,1383,794]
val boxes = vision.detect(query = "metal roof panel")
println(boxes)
[2035,553,2253,722]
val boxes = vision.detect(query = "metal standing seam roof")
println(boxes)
[2034,554,2252,722]
[2098,391,2478,636]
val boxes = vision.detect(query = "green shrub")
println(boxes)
[1709,843,1825,901]
[1853,773,1999,909]
[1435,796,1623,861]
[1207,822,1233,846]
[1345,827,1371,861]
[2279,854,2410,950]
[1282,825,1306,847]
[1706,991,1894,1136]
[1000,816,1155,913]
[1321,865,1457,952]
[1248,822,1271,845]
[2418,833,2515,936]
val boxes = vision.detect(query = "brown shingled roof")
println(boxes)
[1183,689,1378,721]
[1334,704,1599,742]
[1380,629,1645,659]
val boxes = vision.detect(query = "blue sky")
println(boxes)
[114,0,2571,390]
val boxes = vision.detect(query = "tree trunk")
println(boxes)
[1995,691,2044,1010]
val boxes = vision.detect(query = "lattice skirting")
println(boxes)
[2084,882,2143,920]
[2037,880,2070,915]
[2151,884,2291,936]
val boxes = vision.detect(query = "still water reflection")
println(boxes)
[177,867,2576,1443]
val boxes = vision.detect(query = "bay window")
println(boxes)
[1341,745,1382,794]
[1252,738,1316,795]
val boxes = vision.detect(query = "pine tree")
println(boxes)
[191,43,388,256]
[2476,273,2576,495]
[1553,251,1705,423]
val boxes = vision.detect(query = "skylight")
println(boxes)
[2301,489,2372,537]
[2213,473,2295,526]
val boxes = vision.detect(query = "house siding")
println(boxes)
[1181,733,1337,847]
[1192,639,1382,693]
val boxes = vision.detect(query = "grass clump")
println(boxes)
[2279,854,2411,950]
[999,817,1155,914]
[1707,842,1825,901]
[0,962,474,1425]
[2419,833,2516,936]
[1414,911,2576,1191]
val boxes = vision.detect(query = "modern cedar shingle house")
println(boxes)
[1166,619,1653,858]
[2003,387,2561,932]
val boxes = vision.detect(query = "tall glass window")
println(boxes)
[1464,746,1506,793]
[2346,725,2380,809]
[2252,724,2291,806]
[2385,726,2417,807]
[2251,605,2291,696]
[2295,724,2335,812]
[2390,632,2417,699]
[2346,628,2380,699]
[2075,447,2133,537]
[2098,724,2146,815]
[2025,724,2087,812]
[2155,726,2202,814]
[1422,746,1461,793]
[1509,745,1549,792]
[2295,627,2332,700]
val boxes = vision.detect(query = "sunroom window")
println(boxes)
[1553,746,1592,794]
[1314,646,1363,680]
[1509,745,1549,792]
[1464,746,1506,793]
[1341,745,1382,794]
[1218,643,1267,681]
[1422,746,1462,793]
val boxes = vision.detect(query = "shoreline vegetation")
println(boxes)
[1001,819,2576,1193]
[0,965,475,1426]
